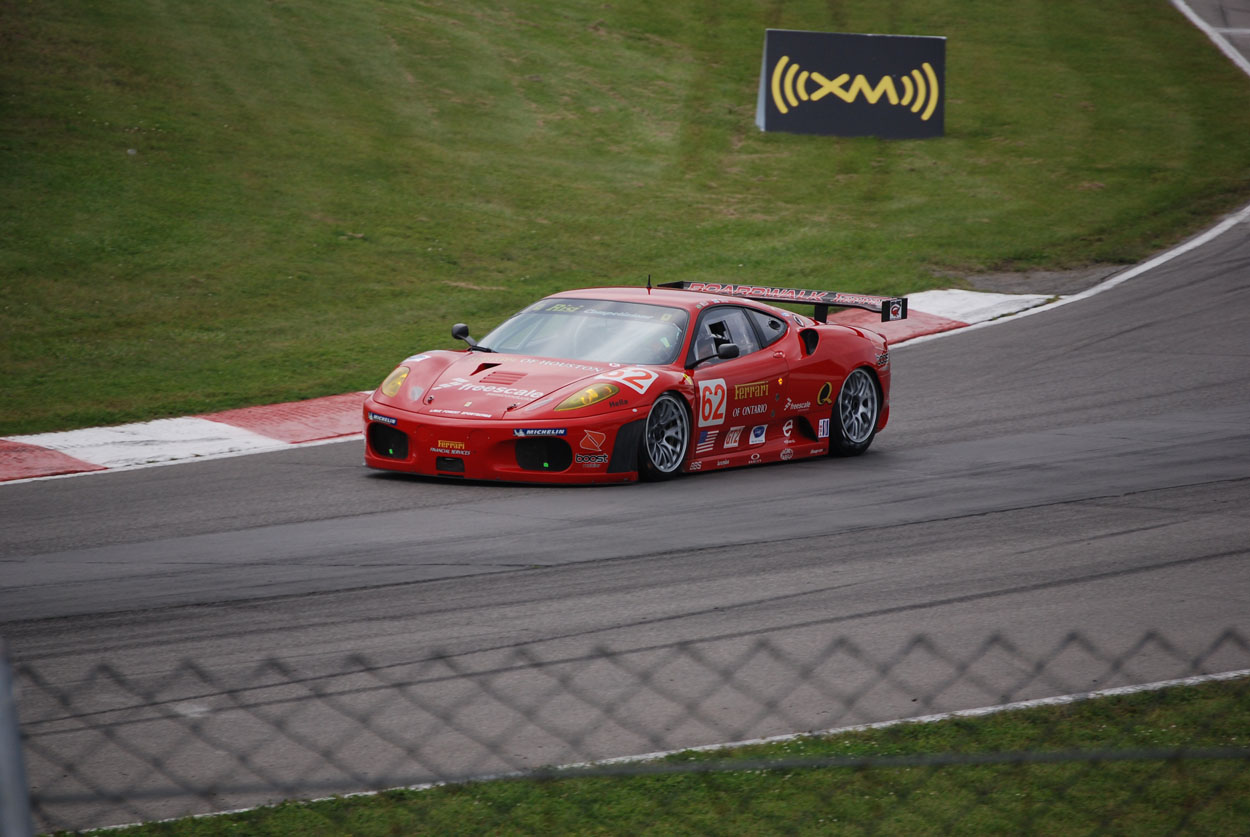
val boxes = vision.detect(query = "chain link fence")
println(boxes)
[3,630,1249,835]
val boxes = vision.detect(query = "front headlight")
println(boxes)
[379,366,410,397]
[554,382,619,411]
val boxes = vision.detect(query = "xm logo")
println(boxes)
[756,30,945,139]
[770,56,940,121]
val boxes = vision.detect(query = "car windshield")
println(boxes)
[480,298,689,365]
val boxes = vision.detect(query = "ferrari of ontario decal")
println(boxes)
[698,378,727,427]
[734,380,769,400]
[597,366,659,395]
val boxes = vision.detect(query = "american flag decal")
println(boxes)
[696,430,719,454]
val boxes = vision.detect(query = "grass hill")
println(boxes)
[4,0,1250,434]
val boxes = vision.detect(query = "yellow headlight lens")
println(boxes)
[555,382,619,411]
[379,366,410,397]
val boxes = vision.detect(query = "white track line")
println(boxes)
[579,668,1250,769]
[1171,0,1250,79]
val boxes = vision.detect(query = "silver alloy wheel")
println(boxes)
[838,368,878,445]
[645,394,689,474]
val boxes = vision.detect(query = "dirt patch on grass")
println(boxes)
[959,264,1125,297]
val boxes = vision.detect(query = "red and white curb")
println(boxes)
[0,392,368,484]
[0,287,1127,486]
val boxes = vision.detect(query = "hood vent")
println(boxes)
[482,370,527,385]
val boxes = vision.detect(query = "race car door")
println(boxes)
[687,304,791,462]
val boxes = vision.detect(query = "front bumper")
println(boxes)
[362,396,646,484]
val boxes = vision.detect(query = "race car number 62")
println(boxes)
[599,366,659,395]
[699,378,727,427]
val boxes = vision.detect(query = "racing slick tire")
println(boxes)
[639,392,690,481]
[829,367,879,457]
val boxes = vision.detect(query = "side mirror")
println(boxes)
[451,322,477,347]
[689,342,740,369]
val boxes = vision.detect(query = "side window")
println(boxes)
[689,306,763,364]
[745,308,788,348]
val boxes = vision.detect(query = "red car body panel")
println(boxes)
[363,286,894,483]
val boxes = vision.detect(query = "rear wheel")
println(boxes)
[829,368,879,457]
[639,393,690,480]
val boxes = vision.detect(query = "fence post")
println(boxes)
[0,640,33,837]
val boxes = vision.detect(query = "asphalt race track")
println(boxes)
[3,213,1250,829]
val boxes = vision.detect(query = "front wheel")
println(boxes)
[639,393,690,481]
[829,368,879,457]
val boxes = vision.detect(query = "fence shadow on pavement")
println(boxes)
[3,630,1249,834]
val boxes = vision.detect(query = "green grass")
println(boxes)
[96,677,1250,836]
[4,0,1250,434]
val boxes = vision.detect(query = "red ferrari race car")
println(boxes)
[363,281,907,484]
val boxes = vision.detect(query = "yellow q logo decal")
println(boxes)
[771,56,940,122]
[817,381,835,405]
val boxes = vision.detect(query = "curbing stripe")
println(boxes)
[0,439,106,482]
[12,417,284,472]
[199,392,367,443]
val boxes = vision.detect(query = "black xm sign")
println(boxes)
[756,30,946,139]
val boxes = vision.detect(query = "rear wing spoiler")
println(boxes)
[657,281,908,324]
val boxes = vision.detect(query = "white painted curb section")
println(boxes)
[15,418,286,470]
[908,289,1053,323]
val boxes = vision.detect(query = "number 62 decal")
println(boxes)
[598,366,659,395]
[698,378,727,427]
